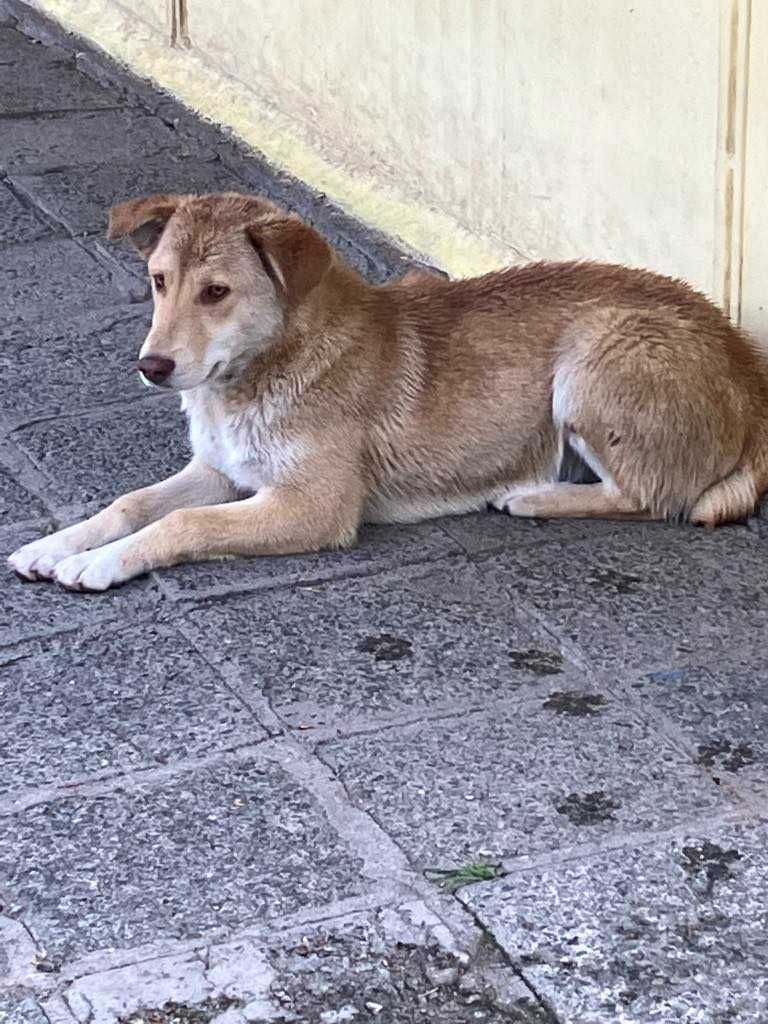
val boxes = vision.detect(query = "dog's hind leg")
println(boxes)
[550,308,756,523]
[500,480,655,520]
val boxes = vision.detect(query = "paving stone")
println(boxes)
[627,662,768,794]
[320,703,729,869]
[1,523,165,648]
[0,913,40,989]
[0,306,152,426]
[239,902,522,1024]
[74,47,167,114]
[0,996,48,1024]
[0,58,118,113]
[1,624,264,795]
[11,154,248,236]
[89,236,150,290]
[0,464,46,525]
[0,180,54,246]
[0,24,69,64]
[2,758,367,960]
[463,821,768,1024]
[440,509,639,556]
[0,109,178,174]
[62,901,511,1024]
[158,520,460,602]
[0,238,143,327]
[65,952,217,1024]
[186,560,580,730]
[478,522,768,674]
[12,395,187,506]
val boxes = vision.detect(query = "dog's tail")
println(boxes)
[689,418,768,525]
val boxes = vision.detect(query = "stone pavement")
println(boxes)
[1,6,768,1023]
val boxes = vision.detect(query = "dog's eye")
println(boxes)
[152,274,165,292]
[201,284,230,304]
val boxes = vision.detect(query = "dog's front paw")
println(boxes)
[8,530,80,581]
[53,540,132,592]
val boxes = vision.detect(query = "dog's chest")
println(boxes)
[182,391,299,492]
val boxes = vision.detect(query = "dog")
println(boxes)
[9,191,768,591]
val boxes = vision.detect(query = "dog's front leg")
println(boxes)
[50,480,362,592]
[8,458,237,581]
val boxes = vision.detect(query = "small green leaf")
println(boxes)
[423,860,507,893]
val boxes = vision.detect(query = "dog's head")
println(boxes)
[108,192,333,390]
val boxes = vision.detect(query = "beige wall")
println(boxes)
[37,0,767,335]
[111,0,165,34]
[193,1,722,289]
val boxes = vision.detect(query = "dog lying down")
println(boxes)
[9,191,768,592]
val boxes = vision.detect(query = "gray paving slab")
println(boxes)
[0,58,118,114]
[0,996,48,1024]
[12,395,187,506]
[0,306,151,427]
[1,523,166,648]
[440,508,639,556]
[478,522,768,674]
[88,237,150,291]
[1,623,264,795]
[60,901,530,1024]
[0,23,69,63]
[11,154,248,235]
[185,561,580,731]
[320,703,731,869]
[463,820,768,1024]
[0,465,46,526]
[157,520,461,602]
[627,662,768,796]
[0,181,55,247]
[0,109,178,174]
[2,757,367,961]
[0,239,143,327]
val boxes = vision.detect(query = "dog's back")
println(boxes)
[366,260,768,524]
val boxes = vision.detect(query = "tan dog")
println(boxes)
[9,192,768,591]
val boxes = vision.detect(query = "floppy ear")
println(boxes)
[248,217,333,305]
[107,194,186,258]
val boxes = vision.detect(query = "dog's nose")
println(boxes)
[137,355,175,385]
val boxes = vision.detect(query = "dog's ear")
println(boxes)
[248,217,333,305]
[107,194,185,258]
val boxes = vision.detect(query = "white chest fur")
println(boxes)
[181,388,303,493]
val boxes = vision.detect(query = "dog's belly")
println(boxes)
[363,488,501,524]
[362,425,558,524]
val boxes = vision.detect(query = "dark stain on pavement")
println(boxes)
[696,739,755,773]
[681,840,742,897]
[543,691,608,716]
[555,790,621,825]
[357,633,413,662]
[509,648,563,675]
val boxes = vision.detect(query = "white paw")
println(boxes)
[492,486,546,518]
[502,494,543,517]
[53,539,132,592]
[8,529,82,581]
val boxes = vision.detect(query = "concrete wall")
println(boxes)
[192,1,722,288]
[35,0,767,336]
